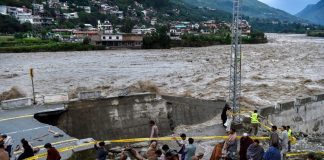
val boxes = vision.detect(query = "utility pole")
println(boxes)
[30,68,36,105]
[229,0,242,124]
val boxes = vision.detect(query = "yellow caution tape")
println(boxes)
[25,135,270,159]
[14,138,79,155]
[286,151,324,157]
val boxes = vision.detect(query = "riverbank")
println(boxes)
[0,36,104,53]
[307,30,324,37]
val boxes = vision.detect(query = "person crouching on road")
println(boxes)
[94,141,108,160]
[44,143,61,160]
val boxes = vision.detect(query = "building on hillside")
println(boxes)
[63,12,78,19]
[97,20,113,34]
[92,33,143,49]
[131,28,156,35]
[239,20,251,35]
[0,5,7,15]
[110,10,124,19]
[72,30,99,39]
[33,16,54,25]
[16,12,33,23]
[77,6,91,13]
[60,2,69,10]
[151,18,157,26]
[32,4,44,14]
[83,24,96,31]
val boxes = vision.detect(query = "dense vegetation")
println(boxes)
[249,18,321,33]
[307,30,324,37]
[0,36,104,53]
[143,26,171,49]
[0,15,32,34]
[143,28,267,49]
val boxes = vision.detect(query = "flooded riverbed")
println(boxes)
[0,33,323,107]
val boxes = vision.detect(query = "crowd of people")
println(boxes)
[0,135,61,160]
[0,105,319,160]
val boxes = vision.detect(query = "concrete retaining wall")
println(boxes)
[78,91,102,100]
[35,94,225,140]
[259,93,324,135]
[1,98,32,110]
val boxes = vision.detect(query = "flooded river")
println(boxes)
[0,34,323,107]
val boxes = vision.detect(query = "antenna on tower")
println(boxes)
[229,0,242,124]
[33,0,36,15]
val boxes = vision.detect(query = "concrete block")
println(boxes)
[260,106,275,116]
[315,93,324,101]
[278,101,295,111]
[295,97,312,105]
[78,91,102,100]
[1,97,32,110]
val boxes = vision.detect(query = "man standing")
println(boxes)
[287,126,292,152]
[279,126,288,160]
[246,139,264,160]
[1,135,13,158]
[239,133,254,160]
[94,141,108,160]
[250,110,260,136]
[0,143,9,160]
[175,133,187,160]
[44,143,61,160]
[150,120,159,139]
[269,126,280,148]
[185,138,196,160]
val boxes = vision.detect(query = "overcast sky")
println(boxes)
[258,0,320,14]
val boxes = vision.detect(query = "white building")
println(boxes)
[63,12,79,19]
[131,28,156,35]
[78,6,91,13]
[16,12,34,23]
[0,5,7,15]
[32,4,44,14]
[98,20,113,34]
[151,18,157,26]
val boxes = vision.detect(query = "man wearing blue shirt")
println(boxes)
[264,143,281,160]
[185,138,196,160]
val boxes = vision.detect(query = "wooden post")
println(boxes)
[30,68,36,105]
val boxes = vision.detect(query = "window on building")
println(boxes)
[103,36,106,39]
[109,36,112,39]
[116,36,119,39]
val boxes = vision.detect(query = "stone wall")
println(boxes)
[1,97,32,109]
[259,93,324,134]
[35,94,225,141]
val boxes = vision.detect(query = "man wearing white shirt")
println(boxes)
[1,135,13,158]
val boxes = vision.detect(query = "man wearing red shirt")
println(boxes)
[44,143,61,160]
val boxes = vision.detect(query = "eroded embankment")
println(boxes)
[35,94,226,140]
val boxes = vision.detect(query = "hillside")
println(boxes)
[296,0,324,25]
[181,0,300,21]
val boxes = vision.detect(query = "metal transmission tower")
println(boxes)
[229,0,242,123]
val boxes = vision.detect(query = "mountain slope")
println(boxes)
[296,0,324,25]
[181,0,299,21]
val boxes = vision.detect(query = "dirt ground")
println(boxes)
[0,33,323,108]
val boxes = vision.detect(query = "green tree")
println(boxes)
[120,18,135,33]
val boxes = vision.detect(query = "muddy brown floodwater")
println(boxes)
[0,34,323,108]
